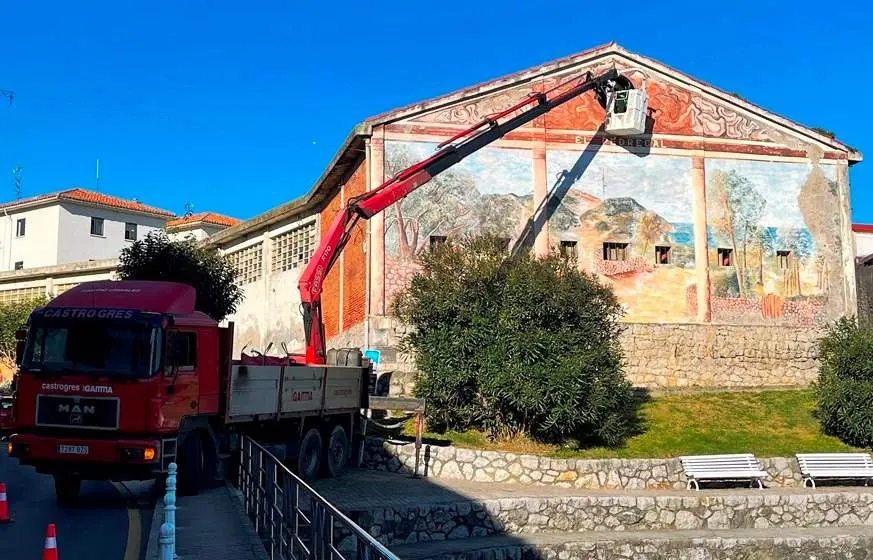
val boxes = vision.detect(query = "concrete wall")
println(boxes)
[221,216,318,357]
[0,259,118,303]
[0,205,61,271]
[855,230,873,258]
[167,224,224,242]
[56,202,165,264]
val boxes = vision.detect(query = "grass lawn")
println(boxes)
[394,389,859,459]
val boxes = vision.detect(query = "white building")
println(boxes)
[167,212,241,242]
[854,224,873,261]
[0,188,174,272]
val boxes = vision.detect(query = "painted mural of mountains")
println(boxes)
[578,197,673,240]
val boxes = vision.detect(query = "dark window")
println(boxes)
[559,240,577,258]
[14,261,23,270]
[429,235,447,249]
[655,245,672,265]
[612,90,629,114]
[603,242,628,261]
[90,217,104,236]
[15,219,25,237]
[718,248,733,267]
[168,331,197,370]
[125,222,137,241]
[777,250,791,270]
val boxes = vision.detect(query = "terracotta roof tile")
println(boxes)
[0,188,175,217]
[167,212,241,228]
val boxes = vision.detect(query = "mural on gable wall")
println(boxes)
[702,158,840,324]
[382,56,846,326]
[545,150,695,322]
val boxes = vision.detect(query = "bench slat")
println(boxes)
[796,453,873,479]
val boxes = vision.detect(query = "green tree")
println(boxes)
[0,297,46,384]
[393,234,635,446]
[117,232,242,322]
[814,317,873,448]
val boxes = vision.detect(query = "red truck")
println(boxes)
[0,395,13,438]
[8,280,370,503]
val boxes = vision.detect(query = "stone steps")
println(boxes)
[389,525,873,560]
[343,488,873,547]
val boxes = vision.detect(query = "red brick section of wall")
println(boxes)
[320,186,344,340]
[342,162,367,331]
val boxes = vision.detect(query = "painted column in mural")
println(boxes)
[368,136,386,316]
[533,143,549,257]
[691,156,712,322]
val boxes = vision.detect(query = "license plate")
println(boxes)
[57,445,89,455]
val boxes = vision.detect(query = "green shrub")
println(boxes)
[814,316,873,448]
[392,234,635,446]
[0,298,46,363]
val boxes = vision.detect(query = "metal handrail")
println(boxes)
[238,435,400,560]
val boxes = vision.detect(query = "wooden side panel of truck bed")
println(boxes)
[226,364,365,423]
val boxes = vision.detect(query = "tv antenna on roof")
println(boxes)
[12,167,23,200]
[95,158,100,191]
[0,89,13,106]
[184,202,194,217]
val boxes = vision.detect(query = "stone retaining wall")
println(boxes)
[365,317,823,393]
[363,438,803,489]
[341,490,873,548]
[423,532,873,560]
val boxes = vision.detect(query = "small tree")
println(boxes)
[0,297,46,387]
[117,232,243,322]
[393,234,635,446]
[814,316,873,448]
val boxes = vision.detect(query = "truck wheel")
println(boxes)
[178,434,205,496]
[323,425,350,478]
[296,428,322,481]
[54,474,81,505]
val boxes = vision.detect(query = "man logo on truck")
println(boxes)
[57,404,96,415]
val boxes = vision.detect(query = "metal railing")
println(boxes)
[238,435,400,560]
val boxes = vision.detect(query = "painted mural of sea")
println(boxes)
[669,223,694,246]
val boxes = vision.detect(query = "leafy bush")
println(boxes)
[392,235,635,446]
[0,297,46,387]
[117,232,243,322]
[814,316,873,448]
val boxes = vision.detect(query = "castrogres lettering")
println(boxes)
[40,383,113,395]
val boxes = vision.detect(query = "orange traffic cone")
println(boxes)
[0,482,11,523]
[42,523,58,560]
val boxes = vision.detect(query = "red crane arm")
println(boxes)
[298,68,621,364]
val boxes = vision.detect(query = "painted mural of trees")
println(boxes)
[708,169,766,296]
[637,211,671,254]
[385,148,476,259]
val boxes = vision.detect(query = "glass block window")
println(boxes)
[53,283,79,297]
[271,221,317,273]
[228,244,263,285]
[0,286,46,304]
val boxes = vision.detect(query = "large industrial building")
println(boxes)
[210,43,862,393]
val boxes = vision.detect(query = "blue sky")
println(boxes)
[0,2,870,222]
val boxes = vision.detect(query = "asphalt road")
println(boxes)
[0,445,155,560]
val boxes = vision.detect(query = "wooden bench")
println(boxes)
[680,454,768,490]
[796,453,873,488]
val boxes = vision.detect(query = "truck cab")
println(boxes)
[8,280,224,502]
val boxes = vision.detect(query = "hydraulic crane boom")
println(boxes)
[298,68,623,364]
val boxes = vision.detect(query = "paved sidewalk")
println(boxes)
[146,484,267,560]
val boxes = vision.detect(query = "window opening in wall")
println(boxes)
[655,245,672,265]
[14,261,23,271]
[718,248,733,267]
[429,235,447,250]
[603,242,628,261]
[90,217,104,237]
[559,240,577,259]
[15,219,25,237]
[124,222,137,241]
[270,220,317,272]
[229,244,263,285]
[0,286,45,303]
[777,250,791,270]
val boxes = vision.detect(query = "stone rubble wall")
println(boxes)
[365,317,824,393]
[363,438,803,489]
[423,533,873,560]
[340,490,873,548]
